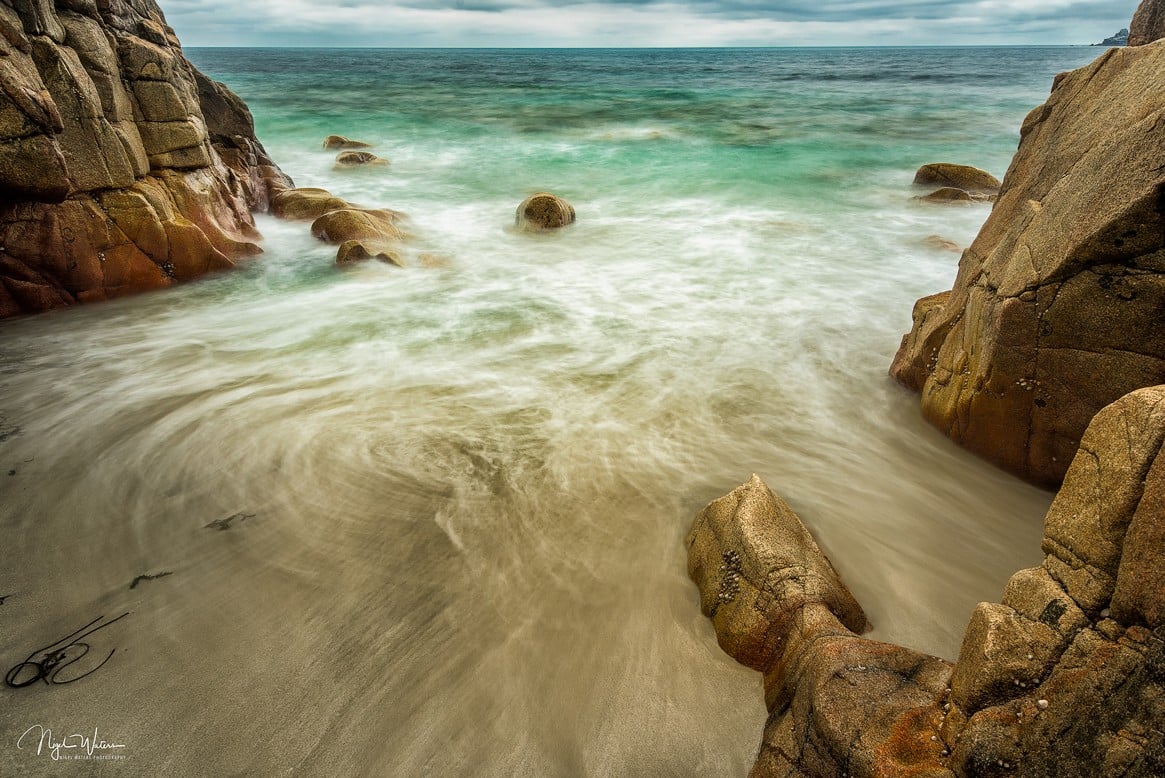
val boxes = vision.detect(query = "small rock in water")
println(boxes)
[323,134,373,150]
[335,151,389,168]
[913,162,1001,194]
[923,235,962,252]
[916,187,974,204]
[515,192,576,232]
[336,240,405,267]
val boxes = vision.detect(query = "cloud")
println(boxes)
[163,0,1138,46]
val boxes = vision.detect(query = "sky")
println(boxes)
[165,0,1139,47]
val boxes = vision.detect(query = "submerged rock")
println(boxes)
[923,236,962,253]
[913,163,1001,195]
[323,135,373,150]
[515,192,576,232]
[334,151,388,168]
[1130,0,1165,45]
[0,0,291,318]
[916,187,974,204]
[892,42,1165,486]
[690,387,1165,778]
[335,239,404,267]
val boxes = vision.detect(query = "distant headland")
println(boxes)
[1095,27,1129,46]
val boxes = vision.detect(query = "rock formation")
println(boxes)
[891,42,1165,486]
[1130,0,1165,45]
[0,0,291,318]
[1096,28,1130,46]
[689,386,1165,777]
[272,185,411,267]
[515,192,576,232]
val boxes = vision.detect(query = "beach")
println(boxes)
[0,46,1101,775]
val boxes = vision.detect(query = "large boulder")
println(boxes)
[891,43,1165,486]
[689,389,1165,778]
[686,475,869,671]
[1130,0,1165,45]
[688,476,953,777]
[0,0,292,318]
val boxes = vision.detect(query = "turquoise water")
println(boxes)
[1,47,1099,775]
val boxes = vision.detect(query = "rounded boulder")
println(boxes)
[515,192,576,232]
[311,208,403,244]
[913,163,1001,194]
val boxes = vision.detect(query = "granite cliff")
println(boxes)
[0,0,290,318]
[1131,0,1165,45]
[890,37,1165,486]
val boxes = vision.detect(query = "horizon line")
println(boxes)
[183,43,1108,50]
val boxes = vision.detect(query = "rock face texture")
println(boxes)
[1130,0,1165,45]
[0,0,290,318]
[891,43,1165,486]
[689,388,1165,777]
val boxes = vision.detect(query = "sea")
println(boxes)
[0,47,1102,776]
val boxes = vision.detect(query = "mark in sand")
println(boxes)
[129,571,173,590]
[4,612,131,688]
[205,512,255,531]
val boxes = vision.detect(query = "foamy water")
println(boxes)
[0,47,1099,775]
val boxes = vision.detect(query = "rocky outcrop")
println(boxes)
[891,42,1165,486]
[688,476,954,777]
[0,0,291,318]
[1095,28,1130,46]
[1130,0,1165,45]
[515,192,576,232]
[688,387,1165,777]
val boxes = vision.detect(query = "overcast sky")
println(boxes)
[166,0,1138,47]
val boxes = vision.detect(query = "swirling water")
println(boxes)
[0,47,1100,775]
